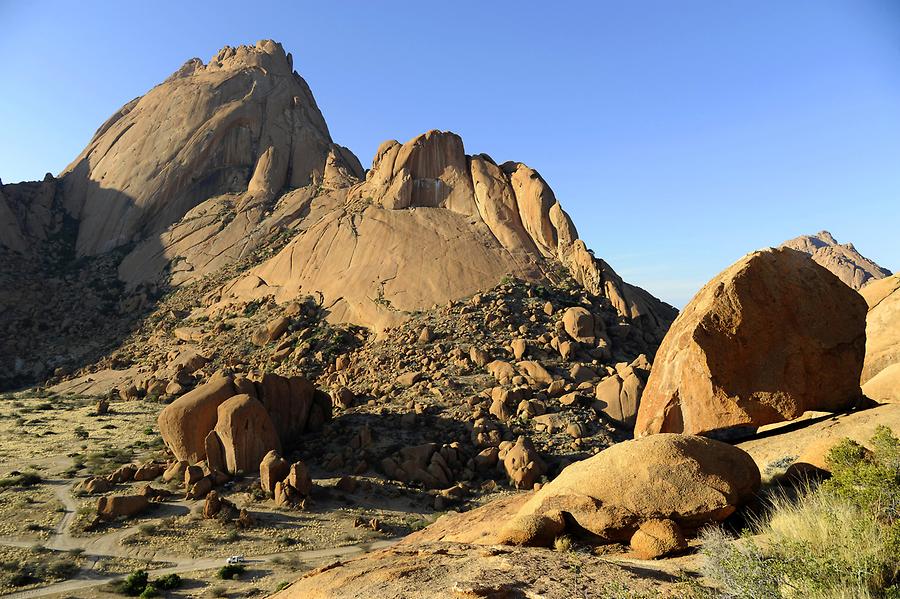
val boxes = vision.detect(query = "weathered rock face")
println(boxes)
[861,274,900,385]
[781,230,891,290]
[738,403,900,475]
[502,434,760,545]
[0,178,60,254]
[635,248,867,438]
[863,363,900,404]
[60,40,339,258]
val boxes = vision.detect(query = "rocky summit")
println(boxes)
[781,230,891,290]
[0,38,897,599]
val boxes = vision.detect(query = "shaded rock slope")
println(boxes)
[0,39,675,389]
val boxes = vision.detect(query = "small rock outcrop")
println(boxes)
[157,375,236,463]
[212,394,282,474]
[593,355,650,428]
[97,495,150,521]
[500,436,546,490]
[260,450,290,495]
[635,247,867,437]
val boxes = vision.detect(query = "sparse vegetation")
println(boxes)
[0,471,42,488]
[0,550,80,589]
[701,426,900,598]
[155,573,182,590]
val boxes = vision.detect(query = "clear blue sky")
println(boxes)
[2,1,899,306]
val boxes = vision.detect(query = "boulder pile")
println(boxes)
[158,371,331,474]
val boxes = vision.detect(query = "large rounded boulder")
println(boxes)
[499,434,760,546]
[635,247,867,437]
[213,394,282,474]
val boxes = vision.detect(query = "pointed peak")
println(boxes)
[816,230,838,245]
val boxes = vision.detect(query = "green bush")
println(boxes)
[139,584,159,598]
[701,426,900,598]
[155,573,182,590]
[217,564,245,580]
[120,569,149,596]
[822,425,900,521]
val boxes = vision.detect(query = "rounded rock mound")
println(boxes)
[499,433,760,546]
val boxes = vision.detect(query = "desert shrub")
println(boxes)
[822,426,900,520]
[120,569,149,596]
[553,535,573,552]
[0,471,42,488]
[155,573,182,590]
[274,581,290,592]
[700,527,780,598]
[223,529,241,542]
[139,584,159,598]
[209,585,229,597]
[217,564,245,580]
[701,426,900,598]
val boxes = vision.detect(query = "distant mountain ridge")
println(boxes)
[781,230,891,290]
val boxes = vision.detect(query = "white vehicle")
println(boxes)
[226,555,245,565]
